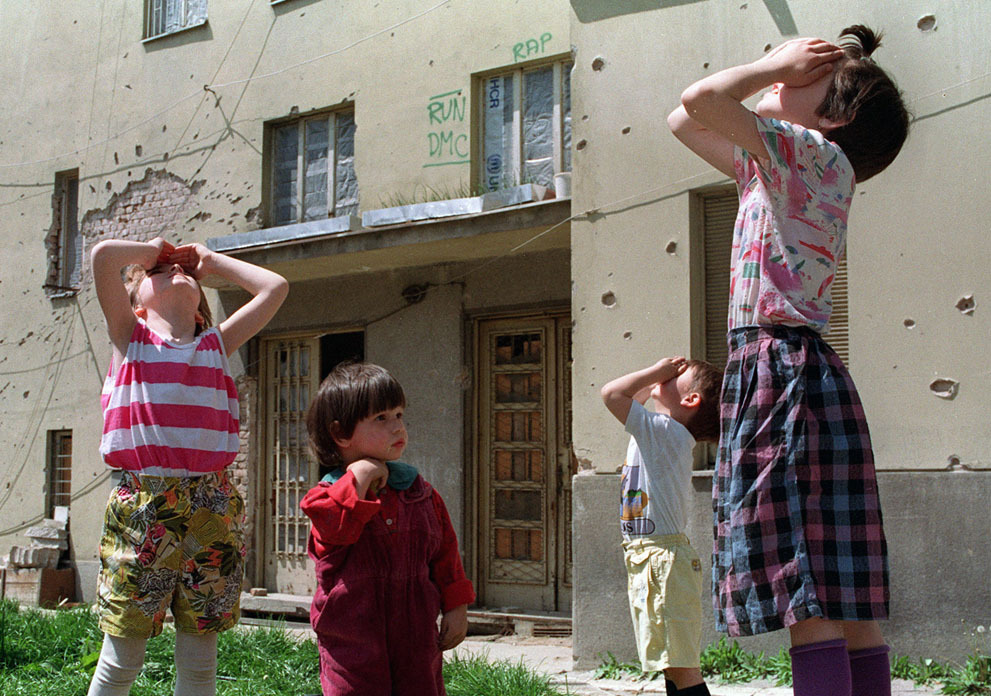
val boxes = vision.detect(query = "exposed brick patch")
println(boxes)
[232,374,259,584]
[78,168,205,286]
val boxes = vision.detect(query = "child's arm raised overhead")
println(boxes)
[669,38,843,174]
[600,357,687,424]
[91,237,174,357]
[169,243,289,355]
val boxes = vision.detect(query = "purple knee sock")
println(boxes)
[789,639,851,696]
[848,645,891,696]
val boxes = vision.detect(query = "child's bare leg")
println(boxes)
[789,615,844,646]
[664,666,705,689]
[841,620,884,650]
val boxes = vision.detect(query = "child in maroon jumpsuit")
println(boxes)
[301,362,475,696]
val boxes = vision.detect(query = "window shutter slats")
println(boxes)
[700,190,850,368]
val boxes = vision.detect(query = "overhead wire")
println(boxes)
[0,0,453,171]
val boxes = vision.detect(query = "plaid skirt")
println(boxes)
[713,326,889,637]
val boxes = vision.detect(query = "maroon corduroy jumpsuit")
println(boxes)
[309,475,446,696]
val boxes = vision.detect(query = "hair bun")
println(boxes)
[838,24,882,58]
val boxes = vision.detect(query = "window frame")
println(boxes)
[45,169,81,298]
[264,107,357,228]
[142,0,208,42]
[46,430,72,519]
[477,58,572,192]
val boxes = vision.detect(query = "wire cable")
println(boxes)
[0,0,453,171]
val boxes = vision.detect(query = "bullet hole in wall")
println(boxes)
[135,145,143,157]
[903,318,915,329]
[622,126,631,134]
[592,56,605,71]
[665,241,677,255]
[955,295,975,315]
[929,378,958,400]
[764,43,772,52]
[576,139,588,151]
[114,152,119,165]
[947,455,962,469]
[601,291,616,307]
[623,331,632,340]
[917,14,937,32]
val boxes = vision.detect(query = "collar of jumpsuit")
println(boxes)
[321,460,419,491]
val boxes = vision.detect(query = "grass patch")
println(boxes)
[1,600,573,696]
[595,636,991,695]
[0,599,322,695]
[444,652,565,696]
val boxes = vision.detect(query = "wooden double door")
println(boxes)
[474,313,575,612]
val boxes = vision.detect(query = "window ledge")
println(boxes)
[362,183,550,228]
[204,196,571,282]
[142,18,208,44]
[208,215,361,254]
[44,286,80,300]
[207,184,564,255]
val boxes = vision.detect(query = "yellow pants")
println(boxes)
[623,534,703,671]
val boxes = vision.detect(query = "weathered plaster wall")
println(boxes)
[0,1,570,598]
[570,0,990,665]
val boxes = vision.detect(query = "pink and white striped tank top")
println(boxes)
[100,320,239,476]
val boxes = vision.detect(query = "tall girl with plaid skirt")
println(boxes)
[668,26,909,696]
[88,237,287,696]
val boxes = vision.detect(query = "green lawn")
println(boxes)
[0,599,564,696]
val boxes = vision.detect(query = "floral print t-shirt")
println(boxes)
[728,115,854,332]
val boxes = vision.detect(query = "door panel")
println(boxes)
[476,314,572,611]
[263,336,320,594]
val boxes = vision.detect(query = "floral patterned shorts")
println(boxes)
[97,469,245,638]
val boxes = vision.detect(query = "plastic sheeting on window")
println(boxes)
[334,112,358,218]
[523,67,554,188]
[303,119,329,221]
[562,62,572,174]
[272,124,299,226]
[146,0,207,40]
[483,74,515,191]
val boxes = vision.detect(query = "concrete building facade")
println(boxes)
[0,0,987,668]
[568,0,990,666]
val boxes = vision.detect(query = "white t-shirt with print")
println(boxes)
[620,401,696,540]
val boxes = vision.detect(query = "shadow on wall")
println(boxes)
[571,0,798,36]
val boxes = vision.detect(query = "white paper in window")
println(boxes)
[523,67,554,187]
[303,119,329,221]
[335,112,358,217]
[272,124,298,226]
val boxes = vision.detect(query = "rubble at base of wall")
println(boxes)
[3,506,69,570]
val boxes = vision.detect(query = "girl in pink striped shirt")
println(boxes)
[88,237,287,696]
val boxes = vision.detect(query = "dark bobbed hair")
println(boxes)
[306,361,407,470]
[683,359,723,443]
[817,25,911,182]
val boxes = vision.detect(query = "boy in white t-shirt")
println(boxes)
[601,356,723,696]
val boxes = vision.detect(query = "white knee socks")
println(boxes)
[87,634,148,696]
[173,631,218,696]
[85,631,219,696]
